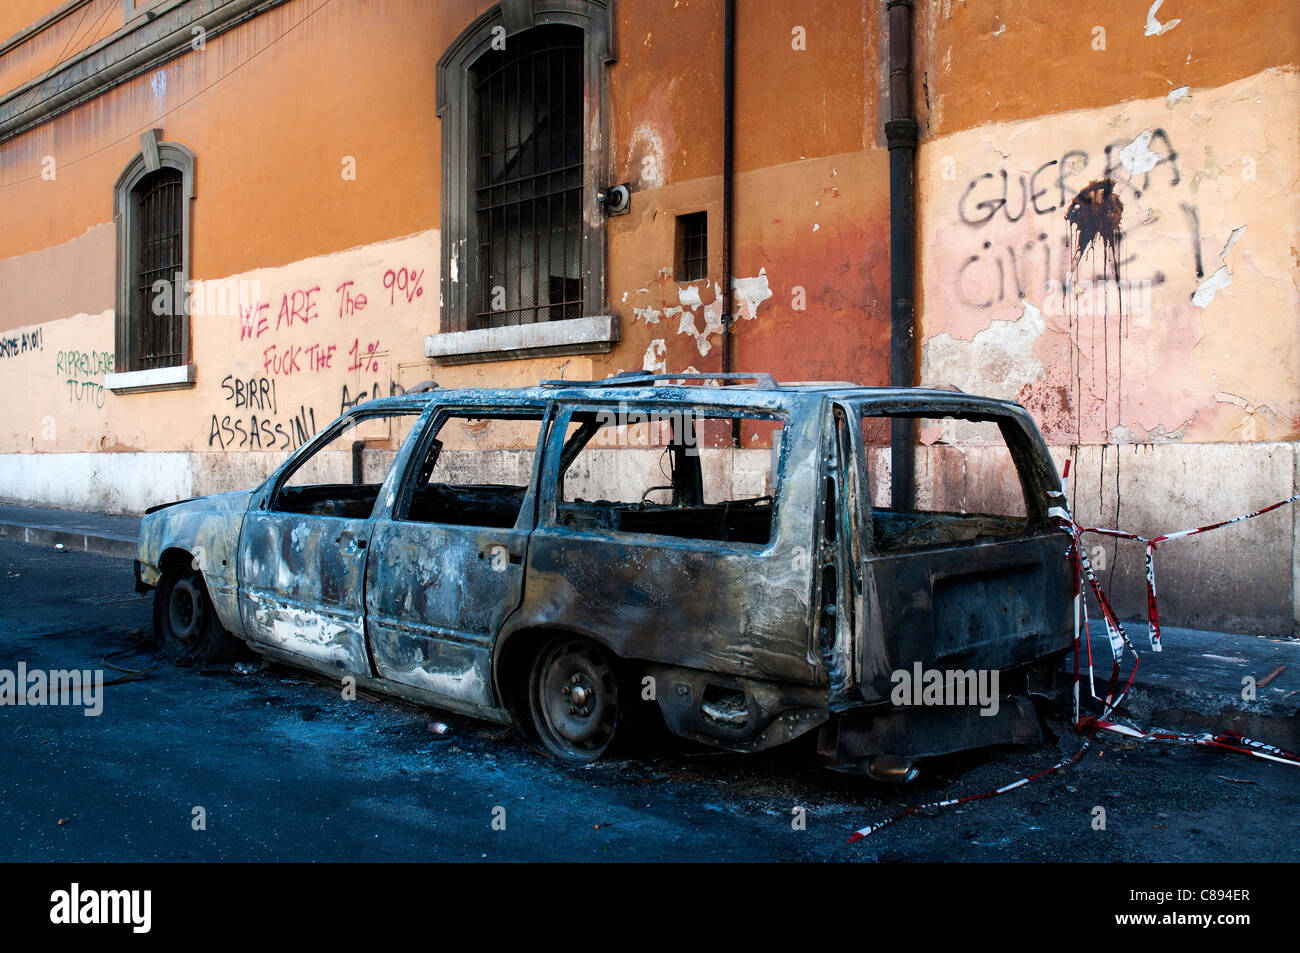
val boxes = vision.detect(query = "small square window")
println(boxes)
[675,212,707,282]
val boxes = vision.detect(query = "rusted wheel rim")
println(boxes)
[168,575,204,644]
[531,639,619,762]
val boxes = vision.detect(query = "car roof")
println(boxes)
[354,375,1029,420]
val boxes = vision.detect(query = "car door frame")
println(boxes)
[844,397,1074,703]
[236,403,434,678]
[361,397,554,713]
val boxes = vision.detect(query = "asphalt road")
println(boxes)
[1,538,1297,862]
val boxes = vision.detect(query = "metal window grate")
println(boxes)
[132,167,184,369]
[472,24,584,330]
[676,212,707,281]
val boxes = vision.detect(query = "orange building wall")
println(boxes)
[0,0,127,95]
[0,0,897,475]
[0,0,1295,630]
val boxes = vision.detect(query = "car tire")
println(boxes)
[154,563,246,663]
[525,636,621,763]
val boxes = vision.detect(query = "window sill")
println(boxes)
[425,315,619,365]
[104,364,196,394]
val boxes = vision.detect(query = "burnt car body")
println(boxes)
[135,373,1074,778]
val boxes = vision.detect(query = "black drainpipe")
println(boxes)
[720,0,735,379]
[722,0,740,445]
[886,0,917,511]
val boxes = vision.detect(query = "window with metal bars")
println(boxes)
[676,212,708,282]
[471,24,583,329]
[131,167,184,370]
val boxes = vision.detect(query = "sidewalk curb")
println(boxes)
[1122,683,1300,750]
[1063,629,1300,749]
[0,521,136,560]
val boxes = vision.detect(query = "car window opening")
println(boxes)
[555,408,782,545]
[272,412,421,519]
[402,412,546,530]
[861,412,1036,552]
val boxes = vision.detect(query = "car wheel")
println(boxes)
[154,563,245,662]
[526,637,621,763]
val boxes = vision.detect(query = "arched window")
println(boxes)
[130,166,184,369]
[432,1,616,363]
[108,130,195,391]
[472,23,584,328]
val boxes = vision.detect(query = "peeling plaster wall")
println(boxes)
[911,0,1300,629]
[919,69,1299,446]
[603,149,893,388]
[912,0,1300,141]
[597,0,892,389]
[1,0,896,474]
[917,65,1300,633]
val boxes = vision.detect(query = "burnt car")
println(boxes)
[135,373,1073,779]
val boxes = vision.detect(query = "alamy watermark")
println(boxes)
[890,663,1000,717]
[0,663,103,716]
[150,274,264,320]
[50,884,150,933]
[588,402,701,454]
[1042,276,1156,326]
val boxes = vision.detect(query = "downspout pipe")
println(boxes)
[885,0,917,511]
[720,0,735,379]
[722,0,741,445]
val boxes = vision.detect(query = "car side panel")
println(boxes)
[509,400,825,686]
[233,406,435,675]
[366,521,524,707]
[238,511,374,675]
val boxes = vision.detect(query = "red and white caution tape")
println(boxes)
[1055,491,1300,653]
[848,742,1092,842]
[848,489,1300,843]
[1093,721,1300,767]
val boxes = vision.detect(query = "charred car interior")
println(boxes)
[134,374,1074,780]
[553,407,780,544]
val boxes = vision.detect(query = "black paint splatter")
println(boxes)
[1066,179,1124,283]
[1063,179,1130,550]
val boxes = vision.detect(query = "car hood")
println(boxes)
[144,488,255,518]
